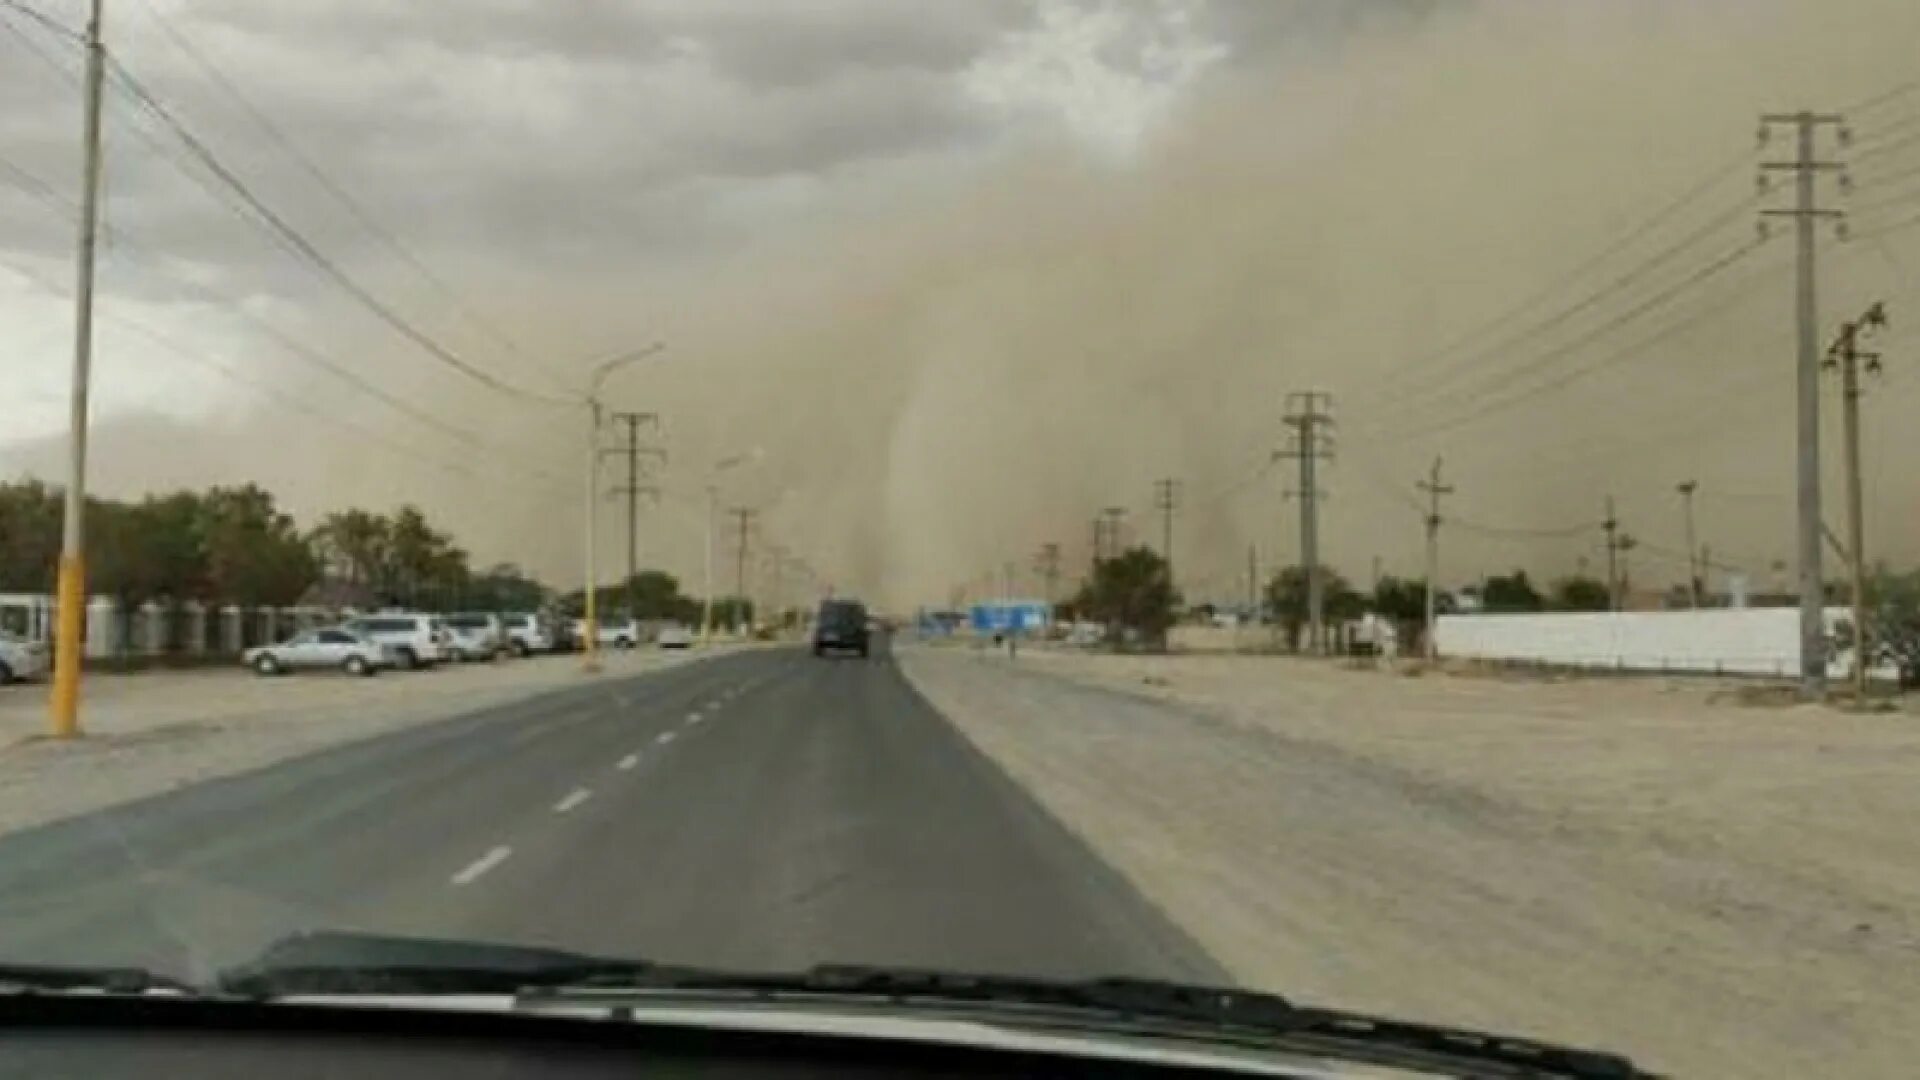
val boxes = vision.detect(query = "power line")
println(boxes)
[0,0,77,42]
[1377,239,1773,444]
[1360,148,1756,414]
[124,0,569,396]
[99,53,575,407]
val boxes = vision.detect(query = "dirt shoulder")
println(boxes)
[898,645,1920,1079]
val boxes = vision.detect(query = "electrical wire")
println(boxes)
[0,0,76,42]
[124,0,573,397]
[1374,239,1773,444]
[100,53,577,408]
[1359,148,1756,413]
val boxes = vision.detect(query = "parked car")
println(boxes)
[244,627,390,677]
[656,624,695,649]
[0,631,50,684]
[569,617,638,649]
[499,613,556,656]
[443,613,507,661]
[344,613,450,670]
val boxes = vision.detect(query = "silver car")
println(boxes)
[0,631,50,684]
[244,627,390,677]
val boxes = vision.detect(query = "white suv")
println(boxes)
[345,613,450,670]
[500,613,554,656]
[443,613,507,661]
[0,631,50,684]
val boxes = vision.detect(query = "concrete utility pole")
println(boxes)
[578,343,666,672]
[605,411,662,623]
[48,0,107,739]
[730,507,756,633]
[1826,301,1888,699]
[1279,392,1335,653]
[1153,478,1180,583]
[1761,109,1849,697]
[1417,457,1452,662]
[1247,544,1259,618]
[1676,480,1701,608]
[1602,496,1630,611]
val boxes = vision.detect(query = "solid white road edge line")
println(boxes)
[450,846,512,886]
[554,788,592,813]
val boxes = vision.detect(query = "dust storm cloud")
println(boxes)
[5,0,1918,608]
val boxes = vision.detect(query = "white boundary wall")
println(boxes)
[1436,607,1890,678]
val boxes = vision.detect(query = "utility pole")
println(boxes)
[49,0,107,739]
[1247,544,1258,619]
[1417,458,1452,661]
[1279,392,1335,653]
[1826,301,1888,699]
[1761,109,1849,697]
[730,507,756,633]
[1153,478,1180,583]
[1677,480,1701,608]
[605,411,662,623]
[1603,496,1621,611]
[1034,543,1061,608]
[1101,506,1128,559]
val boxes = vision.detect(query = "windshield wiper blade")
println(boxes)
[536,965,1656,1079]
[0,962,197,995]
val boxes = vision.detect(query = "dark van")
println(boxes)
[813,598,870,658]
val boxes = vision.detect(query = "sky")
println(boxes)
[3,0,1920,609]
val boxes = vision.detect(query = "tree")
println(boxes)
[1078,546,1181,648]
[1482,570,1543,613]
[466,563,549,612]
[199,485,316,606]
[1265,565,1364,649]
[89,493,209,607]
[0,479,61,592]
[1865,564,1920,686]
[310,509,389,589]
[1549,575,1611,611]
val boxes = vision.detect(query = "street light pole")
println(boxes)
[579,343,664,673]
[49,0,107,739]
[700,449,759,646]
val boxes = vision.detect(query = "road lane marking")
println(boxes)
[706,699,723,710]
[685,711,702,725]
[510,725,548,745]
[617,753,640,771]
[451,846,511,886]
[656,731,676,745]
[554,788,592,814]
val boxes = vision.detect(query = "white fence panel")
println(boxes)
[1436,607,1888,678]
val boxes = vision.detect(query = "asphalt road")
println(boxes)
[0,642,1220,986]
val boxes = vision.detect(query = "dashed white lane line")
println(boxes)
[554,788,593,814]
[685,711,703,726]
[510,725,548,745]
[451,846,512,886]
[706,699,724,710]
[617,753,640,771]
[656,731,677,745]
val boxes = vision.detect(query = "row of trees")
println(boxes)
[1051,547,1622,651]
[0,479,545,613]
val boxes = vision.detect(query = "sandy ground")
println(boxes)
[0,646,741,836]
[898,645,1920,1079]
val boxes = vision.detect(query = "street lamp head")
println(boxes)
[586,341,667,398]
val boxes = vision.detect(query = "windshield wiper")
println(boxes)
[0,962,196,995]
[534,965,1653,1078]
[223,934,1654,1078]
